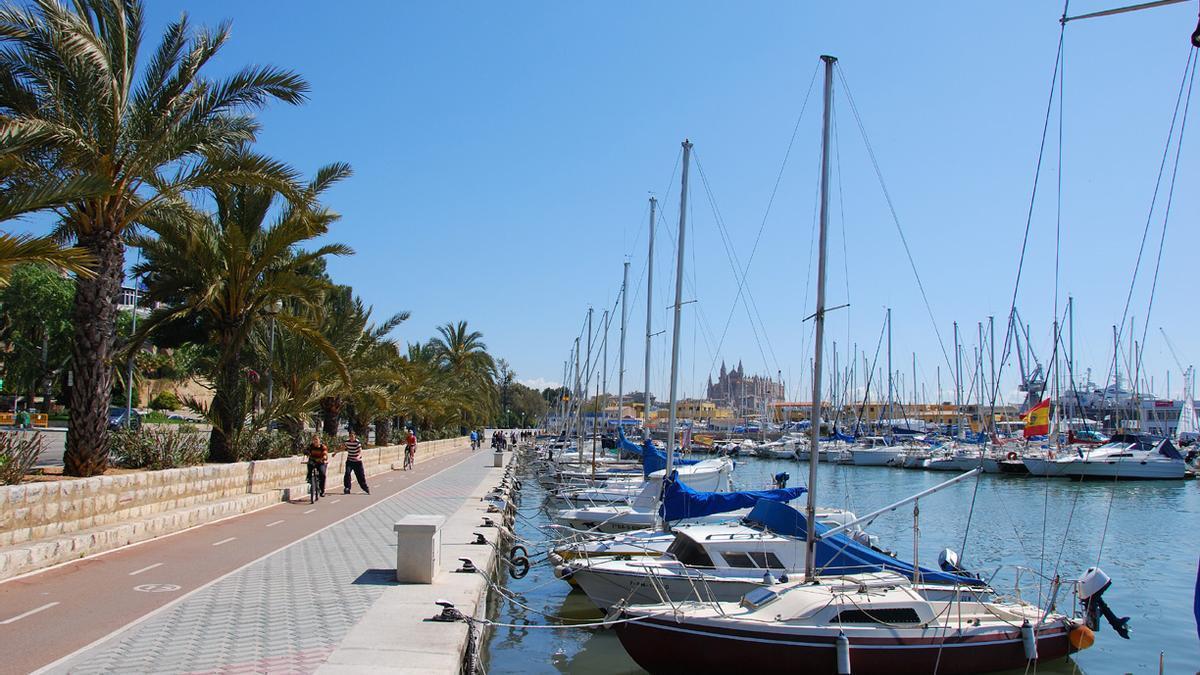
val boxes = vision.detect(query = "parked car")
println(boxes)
[107,406,142,431]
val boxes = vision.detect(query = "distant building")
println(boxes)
[706,360,783,416]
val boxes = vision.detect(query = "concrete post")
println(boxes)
[393,515,444,583]
[493,451,503,467]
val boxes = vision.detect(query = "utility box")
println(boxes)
[393,515,444,583]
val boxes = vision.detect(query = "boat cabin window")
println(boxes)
[666,536,715,568]
[833,608,922,624]
[720,551,785,569]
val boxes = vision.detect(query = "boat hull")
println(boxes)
[850,449,903,466]
[614,613,1074,675]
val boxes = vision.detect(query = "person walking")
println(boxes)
[305,434,330,499]
[342,431,369,495]
[403,429,417,470]
[470,429,479,451]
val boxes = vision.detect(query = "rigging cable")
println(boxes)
[834,63,956,381]
[1097,44,1196,567]
[698,63,821,391]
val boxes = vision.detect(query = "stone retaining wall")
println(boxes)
[0,436,468,581]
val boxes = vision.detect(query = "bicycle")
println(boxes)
[403,446,415,471]
[307,462,321,503]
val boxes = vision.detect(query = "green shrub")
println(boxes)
[109,425,207,470]
[148,390,181,411]
[0,431,43,484]
[228,429,296,462]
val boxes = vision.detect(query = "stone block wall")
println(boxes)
[0,436,468,580]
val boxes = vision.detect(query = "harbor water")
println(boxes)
[483,453,1200,674]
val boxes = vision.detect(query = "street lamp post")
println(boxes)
[125,256,142,428]
[265,299,283,429]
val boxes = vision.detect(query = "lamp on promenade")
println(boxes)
[265,299,283,427]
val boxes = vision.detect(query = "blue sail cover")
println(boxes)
[618,428,701,474]
[744,499,985,587]
[660,471,805,522]
[617,428,647,456]
[822,432,855,443]
[641,444,702,476]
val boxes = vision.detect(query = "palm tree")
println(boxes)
[430,321,498,428]
[132,163,351,462]
[0,0,308,475]
[314,289,408,436]
[0,232,94,286]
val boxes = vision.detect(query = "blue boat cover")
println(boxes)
[617,428,701,475]
[641,443,702,476]
[1194,555,1200,641]
[744,499,986,587]
[659,470,805,523]
[822,432,855,443]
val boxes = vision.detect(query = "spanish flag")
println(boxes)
[1022,398,1051,438]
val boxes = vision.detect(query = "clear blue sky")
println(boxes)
[18,1,1200,404]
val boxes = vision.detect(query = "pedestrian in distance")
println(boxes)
[470,429,479,451]
[342,431,369,495]
[305,434,330,498]
[403,429,417,470]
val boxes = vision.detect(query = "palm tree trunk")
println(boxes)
[319,396,342,435]
[64,231,124,477]
[208,331,245,463]
[374,418,391,446]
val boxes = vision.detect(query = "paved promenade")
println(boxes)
[0,444,496,674]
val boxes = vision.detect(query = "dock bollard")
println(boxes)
[493,451,503,468]
[394,515,445,583]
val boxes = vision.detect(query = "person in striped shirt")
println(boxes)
[342,431,369,495]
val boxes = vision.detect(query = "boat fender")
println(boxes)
[836,631,851,675]
[510,545,528,561]
[1021,620,1038,661]
[1068,624,1096,651]
[1078,567,1131,639]
[762,571,777,585]
[509,556,530,579]
[1007,451,1019,461]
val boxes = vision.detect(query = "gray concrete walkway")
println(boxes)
[44,452,498,674]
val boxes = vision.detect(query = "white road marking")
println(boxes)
[265,520,284,527]
[330,499,341,504]
[0,602,59,624]
[303,509,316,514]
[128,563,163,576]
[211,537,236,547]
[133,584,180,593]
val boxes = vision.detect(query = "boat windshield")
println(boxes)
[665,534,715,568]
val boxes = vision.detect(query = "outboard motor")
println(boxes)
[773,472,790,489]
[937,548,980,579]
[1078,567,1130,639]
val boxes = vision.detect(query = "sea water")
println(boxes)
[483,454,1200,674]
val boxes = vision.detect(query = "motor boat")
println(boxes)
[1055,434,1190,480]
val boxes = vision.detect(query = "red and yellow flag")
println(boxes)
[1022,398,1051,438]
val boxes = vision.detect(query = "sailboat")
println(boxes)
[612,56,1115,675]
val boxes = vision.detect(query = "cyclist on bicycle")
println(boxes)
[305,434,330,498]
[403,429,417,470]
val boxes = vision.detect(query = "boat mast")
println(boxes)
[886,307,893,436]
[954,321,962,438]
[618,261,630,434]
[662,139,692,532]
[805,55,836,583]
[573,337,581,449]
[644,197,657,433]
